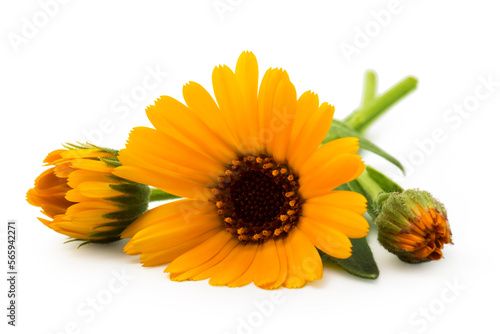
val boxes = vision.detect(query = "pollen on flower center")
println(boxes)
[232,171,284,224]
[211,155,302,242]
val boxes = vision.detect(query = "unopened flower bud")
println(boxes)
[375,189,452,263]
[26,143,151,245]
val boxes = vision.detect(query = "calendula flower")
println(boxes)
[375,189,452,263]
[27,143,151,244]
[116,51,368,288]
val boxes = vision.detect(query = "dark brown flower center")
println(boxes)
[210,155,302,242]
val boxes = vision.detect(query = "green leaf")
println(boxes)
[365,166,403,193]
[323,119,405,174]
[319,237,379,279]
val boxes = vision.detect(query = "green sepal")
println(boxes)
[108,183,146,195]
[106,181,151,205]
[106,193,148,206]
[322,119,405,173]
[93,221,133,228]
[100,157,122,167]
[102,204,149,221]
[62,142,93,150]
[64,236,121,248]
[92,145,120,156]
[62,142,119,155]
[90,224,136,238]
[318,237,379,279]
[71,180,152,245]
[149,188,181,202]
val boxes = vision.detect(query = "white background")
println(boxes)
[1,1,499,333]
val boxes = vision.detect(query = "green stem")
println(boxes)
[361,71,377,106]
[355,171,384,204]
[149,188,181,202]
[343,74,418,133]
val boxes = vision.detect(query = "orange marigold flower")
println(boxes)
[116,51,369,288]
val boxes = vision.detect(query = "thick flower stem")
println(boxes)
[361,71,377,106]
[343,71,418,133]
[149,188,180,202]
[355,170,385,204]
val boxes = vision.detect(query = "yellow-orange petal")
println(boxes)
[301,203,369,238]
[165,230,233,274]
[119,143,215,186]
[147,96,236,164]
[257,68,290,150]
[126,213,222,254]
[260,237,288,289]
[212,65,252,153]
[235,51,259,150]
[53,162,75,178]
[208,241,259,286]
[64,189,93,203]
[299,154,364,199]
[305,190,367,215]
[288,102,335,171]
[268,78,297,163]
[283,230,323,289]
[65,201,118,216]
[113,165,213,200]
[60,148,114,160]
[287,91,319,158]
[27,189,71,218]
[63,209,115,224]
[69,181,122,199]
[170,236,239,281]
[67,170,118,189]
[182,81,239,150]
[253,238,281,288]
[198,243,246,283]
[283,233,306,288]
[298,137,360,176]
[43,149,65,164]
[138,228,222,267]
[40,217,89,240]
[298,217,353,259]
[125,126,225,175]
[70,159,114,173]
[226,245,261,287]
[121,199,213,238]
[32,168,68,191]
